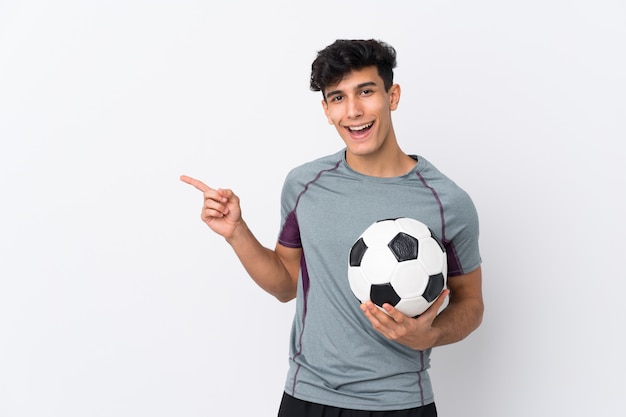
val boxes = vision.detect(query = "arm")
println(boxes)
[360,266,484,350]
[180,175,300,302]
[226,222,301,302]
[430,266,483,346]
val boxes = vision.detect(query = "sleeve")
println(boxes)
[444,188,482,277]
[277,170,303,249]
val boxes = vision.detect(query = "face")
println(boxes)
[322,66,401,165]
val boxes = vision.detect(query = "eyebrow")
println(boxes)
[325,81,378,99]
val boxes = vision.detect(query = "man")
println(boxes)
[181,39,483,417]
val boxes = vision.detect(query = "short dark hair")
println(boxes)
[310,39,397,97]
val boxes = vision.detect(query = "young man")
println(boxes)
[181,39,483,416]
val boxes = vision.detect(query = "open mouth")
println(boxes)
[346,122,374,134]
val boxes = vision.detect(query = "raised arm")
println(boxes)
[180,175,300,302]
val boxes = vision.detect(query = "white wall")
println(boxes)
[1,1,624,416]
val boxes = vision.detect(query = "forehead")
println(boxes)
[324,66,383,94]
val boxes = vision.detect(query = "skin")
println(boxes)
[322,66,417,178]
[360,267,483,350]
[178,175,300,303]
[180,65,484,350]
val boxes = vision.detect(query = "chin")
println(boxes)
[347,140,381,157]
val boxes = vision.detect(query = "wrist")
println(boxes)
[224,220,248,245]
[412,327,442,351]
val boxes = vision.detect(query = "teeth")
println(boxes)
[348,123,372,131]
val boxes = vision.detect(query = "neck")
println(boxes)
[346,148,416,178]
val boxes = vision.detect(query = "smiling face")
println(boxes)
[322,66,402,174]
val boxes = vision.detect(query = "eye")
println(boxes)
[330,95,343,102]
[360,89,373,96]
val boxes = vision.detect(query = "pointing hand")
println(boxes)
[180,175,242,239]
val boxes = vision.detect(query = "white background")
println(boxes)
[1,1,625,416]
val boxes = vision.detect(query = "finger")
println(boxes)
[202,205,226,219]
[360,302,382,328]
[425,289,450,317]
[217,188,239,204]
[180,175,212,193]
[382,303,408,323]
[203,195,230,215]
[361,302,401,340]
[362,301,394,327]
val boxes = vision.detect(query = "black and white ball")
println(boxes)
[348,217,448,317]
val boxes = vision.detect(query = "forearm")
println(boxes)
[225,220,297,302]
[431,296,484,347]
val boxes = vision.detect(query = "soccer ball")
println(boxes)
[348,217,448,317]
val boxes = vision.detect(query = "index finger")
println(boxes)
[424,288,450,317]
[180,175,212,193]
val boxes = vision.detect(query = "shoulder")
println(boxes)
[279,150,345,212]
[284,149,344,185]
[414,156,453,184]
[414,155,478,217]
[415,156,472,196]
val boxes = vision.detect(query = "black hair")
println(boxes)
[310,39,397,97]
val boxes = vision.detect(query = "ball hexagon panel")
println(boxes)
[395,296,431,318]
[347,267,372,302]
[417,237,447,274]
[395,217,432,239]
[389,260,429,299]
[361,219,400,247]
[359,245,398,285]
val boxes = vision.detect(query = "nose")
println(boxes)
[346,98,363,119]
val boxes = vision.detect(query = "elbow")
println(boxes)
[272,273,298,303]
[473,300,485,331]
[274,287,297,303]
[457,298,484,336]
[275,293,296,303]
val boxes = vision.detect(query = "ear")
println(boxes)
[321,99,333,124]
[388,84,401,111]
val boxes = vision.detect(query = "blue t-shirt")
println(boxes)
[278,149,481,410]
